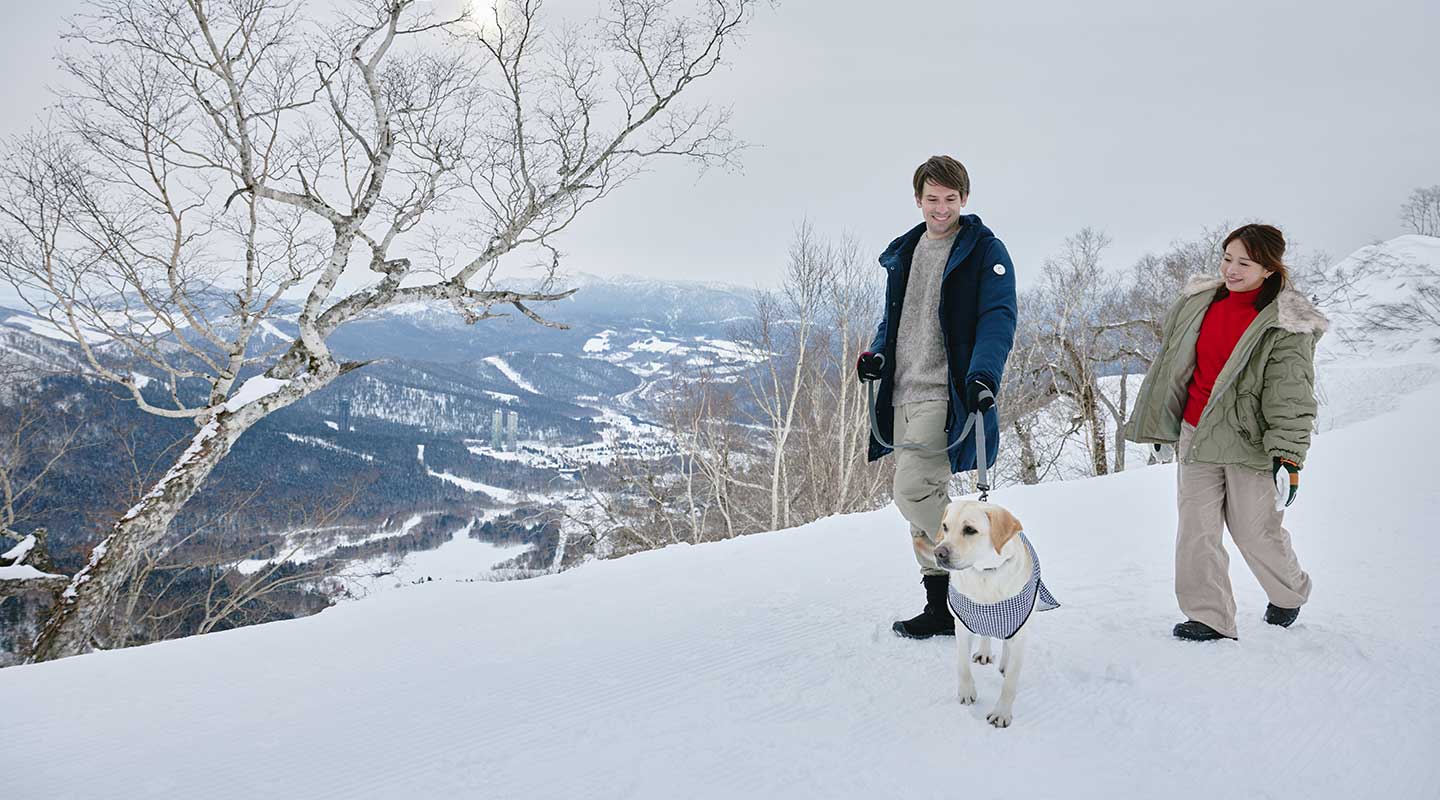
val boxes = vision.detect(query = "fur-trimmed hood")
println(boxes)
[1180,275,1329,337]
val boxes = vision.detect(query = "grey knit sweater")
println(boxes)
[892,231,955,407]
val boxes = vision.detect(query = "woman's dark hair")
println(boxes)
[1213,223,1289,310]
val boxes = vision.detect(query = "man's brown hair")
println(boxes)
[912,156,970,199]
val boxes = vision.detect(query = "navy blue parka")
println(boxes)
[866,215,1018,473]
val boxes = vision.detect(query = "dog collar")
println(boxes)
[947,531,1060,640]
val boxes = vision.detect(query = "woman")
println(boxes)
[1127,224,1327,641]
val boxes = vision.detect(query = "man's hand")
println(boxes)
[965,378,995,413]
[1273,457,1300,511]
[856,351,885,382]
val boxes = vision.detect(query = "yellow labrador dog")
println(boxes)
[932,500,1059,728]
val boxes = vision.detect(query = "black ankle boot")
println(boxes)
[893,574,955,639]
[1264,603,1300,627]
[1172,620,1234,641]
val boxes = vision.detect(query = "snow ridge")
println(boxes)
[482,355,540,394]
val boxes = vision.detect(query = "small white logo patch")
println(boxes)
[993,263,1007,275]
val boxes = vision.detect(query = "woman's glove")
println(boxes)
[1273,457,1300,511]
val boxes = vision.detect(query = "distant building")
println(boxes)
[491,410,504,450]
[338,398,351,433]
[506,410,519,451]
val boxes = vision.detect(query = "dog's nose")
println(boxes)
[934,544,950,562]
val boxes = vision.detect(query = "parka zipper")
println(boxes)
[1185,317,1275,464]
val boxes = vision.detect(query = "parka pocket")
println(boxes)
[1235,392,1264,444]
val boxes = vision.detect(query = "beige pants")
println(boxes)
[1176,423,1312,638]
[893,400,952,577]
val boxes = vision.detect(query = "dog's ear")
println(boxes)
[986,506,1022,555]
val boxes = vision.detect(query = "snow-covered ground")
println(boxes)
[341,517,532,599]
[482,355,539,394]
[585,331,767,400]
[0,309,110,344]
[6,236,1440,798]
[424,469,522,504]
[465,405,675,468]
[234,514,433,575]
[5,357,1439,798]
[280,432,375,462]
[583,329,615,352]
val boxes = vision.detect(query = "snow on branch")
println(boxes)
[0,534,68,595]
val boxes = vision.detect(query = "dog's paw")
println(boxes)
[986,709,1013,728]
[958,685,977,705]
[972,653,994,665]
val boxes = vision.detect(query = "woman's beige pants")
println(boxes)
[1176,422,1312,638]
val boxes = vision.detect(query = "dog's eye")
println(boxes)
[962,525,978,536]
[941,523,948,533]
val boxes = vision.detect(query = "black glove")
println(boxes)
[965,378,995,413]
[1272,457,1299,511]
[856,351,885,382]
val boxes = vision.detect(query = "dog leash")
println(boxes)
[866,380,994,502]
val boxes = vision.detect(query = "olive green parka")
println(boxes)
[1125,276,1328,470]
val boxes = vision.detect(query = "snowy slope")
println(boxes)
[341,516,534,599]
[4,371,1439,798]
[481,355,540,394]
[1311,235,1440,432]
[1319,234,1440,361]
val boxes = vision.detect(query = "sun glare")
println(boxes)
[462,0,509,34]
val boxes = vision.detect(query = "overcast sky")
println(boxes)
[2,0,1438,300]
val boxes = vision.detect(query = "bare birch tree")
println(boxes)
[1400,185,1440,237]
[1034,228,1120,476]
[1105,227,1224,467]
[664,371,764,540]
[568,225,888,550]
[0,0,763,662]
[993,293,1064,485]
[808,232,891,515]
[736,221,829,531]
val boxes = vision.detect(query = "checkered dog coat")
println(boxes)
[947,531,1060,640]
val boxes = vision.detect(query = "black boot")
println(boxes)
[893,574,955,639]
[1172,620,1234,641]
[1264,603,1300,627]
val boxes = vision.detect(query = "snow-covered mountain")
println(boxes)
[1317,234,1440,360]
[4,321,1438,798]
[0,321,89,393]
[0,273,767,574]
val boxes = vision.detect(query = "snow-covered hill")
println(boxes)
[5,334,1439,798]
[1318,234,1440,360]
[1311,234,1440,432]
[0,273,766,567]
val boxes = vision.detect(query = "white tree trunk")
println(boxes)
[1013,420,1041,485]
[29,374,332,662]
[1113,371,1129,473]
[550,525,569,575]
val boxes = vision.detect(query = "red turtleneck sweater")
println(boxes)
[1183,287,1261,426]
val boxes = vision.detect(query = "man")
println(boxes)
[857,155,1018,639]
